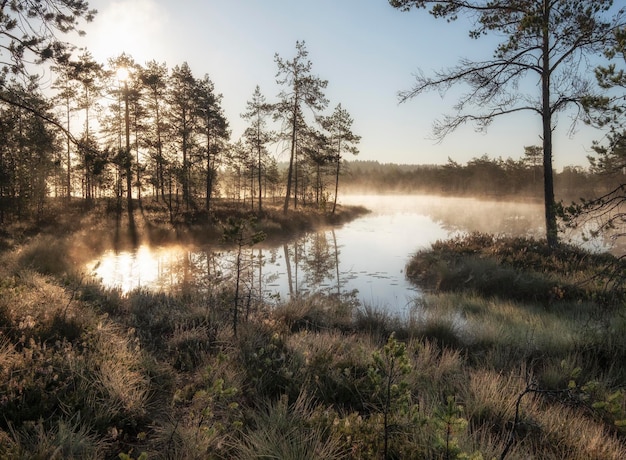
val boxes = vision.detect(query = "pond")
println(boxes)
[87,194,560,314]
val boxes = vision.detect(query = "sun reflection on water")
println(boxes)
[88,245,188,294]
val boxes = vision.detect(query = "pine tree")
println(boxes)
[389,0,625,248]
[274,41,328,212]
[242,85,273,212]
[319,103,360,214]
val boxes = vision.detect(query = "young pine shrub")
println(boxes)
[430,396,477,460]
[237,321,304,401]
[153,353,245,459]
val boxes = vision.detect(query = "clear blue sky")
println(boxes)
[76,0,605,170]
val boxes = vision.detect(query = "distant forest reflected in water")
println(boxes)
[88,194,614,313]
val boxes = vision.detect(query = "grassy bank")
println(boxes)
[0,197,369,255]
[1,218,625,458]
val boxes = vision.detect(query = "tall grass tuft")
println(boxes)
[272,293,355,332]
[286,330,376,411]
[83,321,150,427]
[7,417,105,460]
[353,303,400,342]
[233,393,348,460]
[167,321,216,371]
[407,338,464,400]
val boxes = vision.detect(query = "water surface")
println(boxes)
[88,194,549,313]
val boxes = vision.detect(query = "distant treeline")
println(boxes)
[342,156,615,203]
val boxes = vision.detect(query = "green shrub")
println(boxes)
[238,323,303,400]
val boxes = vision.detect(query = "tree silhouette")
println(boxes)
[242,85,273,213]
[196,74,229,212]
[584,26,626,176]
[274,41,328,213]
[389,0,625,248]
[169,62,198,210]
[0,1,95,134]
[139,61,169,202]
[319,103,360,214]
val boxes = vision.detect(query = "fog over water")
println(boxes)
[88,194,609,314]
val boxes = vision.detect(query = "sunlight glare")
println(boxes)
[116,66,129,81]
[89,245,184,294]
[82,0,168,64]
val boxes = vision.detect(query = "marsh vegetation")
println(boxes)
[1,196,626,459]
[2,1,626,458]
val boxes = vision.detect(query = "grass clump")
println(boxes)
[233,393,348,460]
[406,232,622,305]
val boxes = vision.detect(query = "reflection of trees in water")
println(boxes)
[148,247,272,325]
[151,250,210,294]
[283,239,306,297]
[284,244,293,297]
[302,232,335,287]
[159,250,231,303]
[332,229,341,296]
[281,229,343,300]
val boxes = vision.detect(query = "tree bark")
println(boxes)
[283,99,298,213]
[542,0,557,249]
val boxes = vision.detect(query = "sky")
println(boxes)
[73,0,609,170]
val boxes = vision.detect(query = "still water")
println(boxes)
[88,195,549,314]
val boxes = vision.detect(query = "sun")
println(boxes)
[79,0,168,63]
